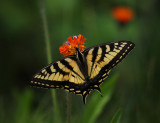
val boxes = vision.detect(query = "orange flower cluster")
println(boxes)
[59,34,86,57]
[112,6,134,24]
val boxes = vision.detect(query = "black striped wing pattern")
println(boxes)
[30,41,135,103]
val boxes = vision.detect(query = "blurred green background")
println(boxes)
[1,0,160,123]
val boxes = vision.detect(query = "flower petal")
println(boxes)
[59,34,86,57]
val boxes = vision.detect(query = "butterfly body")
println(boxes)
[75,48,89,80]
[30,41,135,103]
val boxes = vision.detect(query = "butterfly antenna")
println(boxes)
[77,39,80,50]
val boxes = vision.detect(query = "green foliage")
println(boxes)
[13,89,33,123]
[82,74,118,123]
[1,0,160,122]
[110,108,122,123]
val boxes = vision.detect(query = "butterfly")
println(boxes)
[30,41,135,103]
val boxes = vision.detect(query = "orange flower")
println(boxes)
[59,34,86,57]
[112,6,134,24]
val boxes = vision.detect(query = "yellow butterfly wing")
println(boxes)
[83,41,135,87]
[30,41,135,103]
[30,56,86,94]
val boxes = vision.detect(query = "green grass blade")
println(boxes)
[82,74,118,123]
[110,108,122,123]
[13,90,33,123]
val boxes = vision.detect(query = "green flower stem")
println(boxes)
[67,93,71,123]
[40,0,52,63]
[40,0,61,122]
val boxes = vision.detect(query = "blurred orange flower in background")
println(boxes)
[59,34,86,57]
[112,6,134,24]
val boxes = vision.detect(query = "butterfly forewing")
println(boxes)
[30,56,86,92]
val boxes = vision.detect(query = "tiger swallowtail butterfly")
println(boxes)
[30,41,135,103]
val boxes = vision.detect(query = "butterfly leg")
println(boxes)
[96,87,103,97]
[82,90,90,104]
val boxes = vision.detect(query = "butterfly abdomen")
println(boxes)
[76,48,89,79]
